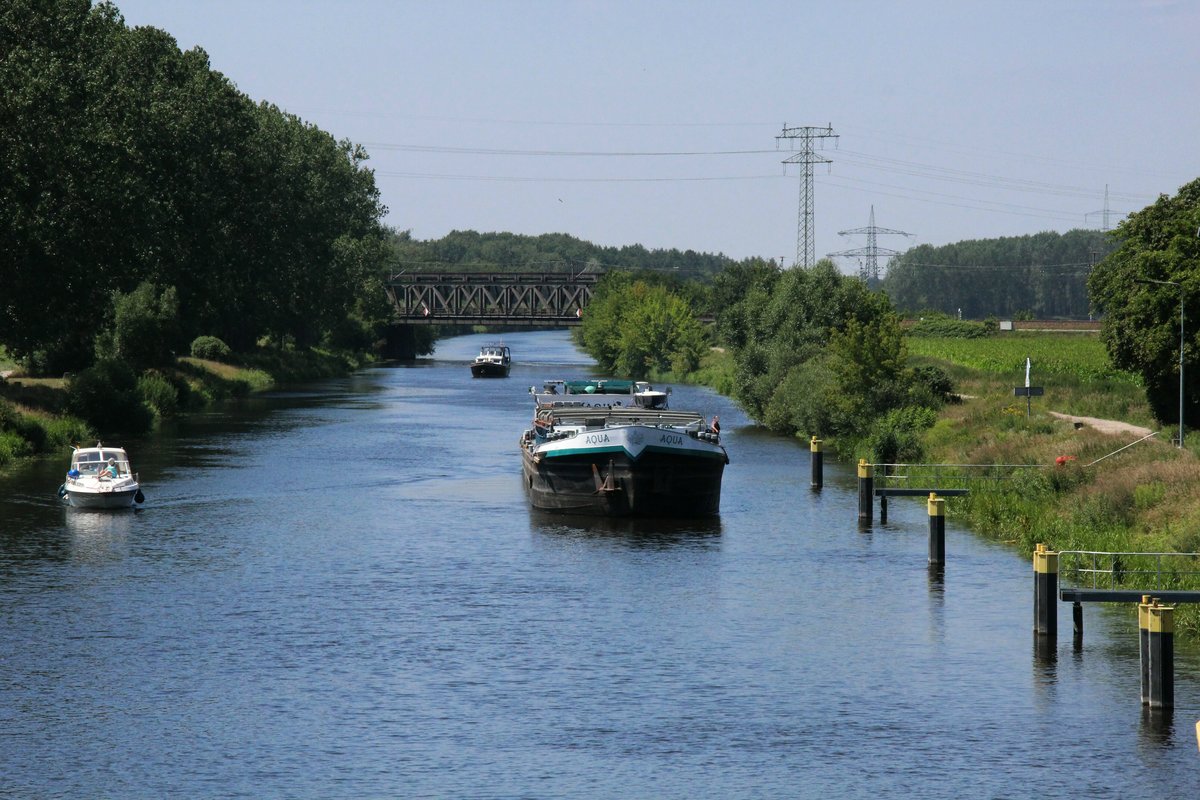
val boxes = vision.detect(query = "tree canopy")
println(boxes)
[709,259,949,459]
[0,0,389,373]
[1088,178,1200,427]
[389,229,736,279]
[883,229,1114,319]
[578,273,708,380]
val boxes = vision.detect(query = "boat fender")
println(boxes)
[134,490,145,504]
[57,483,67,500]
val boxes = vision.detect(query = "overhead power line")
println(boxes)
[362,142,777,157]
[374,171,781,183]
[900,261,1095,270]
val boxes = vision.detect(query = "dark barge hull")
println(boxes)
[521,447,724,517]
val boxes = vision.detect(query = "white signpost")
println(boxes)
[1014,356,1044,419]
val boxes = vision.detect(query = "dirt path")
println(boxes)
[1047,411,1154,438]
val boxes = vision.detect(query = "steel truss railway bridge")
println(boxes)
[384,271,598,326]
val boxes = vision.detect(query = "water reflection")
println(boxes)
[1033,634,1059,687]
[63,507,139,564]
[528,510,723,549]
[1138,706,1174,746]
[927,563,945,596]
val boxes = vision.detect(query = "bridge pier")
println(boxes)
[383,324,435,359]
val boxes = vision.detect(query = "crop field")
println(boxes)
[906,331,1141,385]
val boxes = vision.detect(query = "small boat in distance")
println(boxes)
[58,442,145,509]
[521,380,727,516]
[470,344,512,378]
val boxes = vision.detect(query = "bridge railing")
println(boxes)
[1059,550,1200,592]
[384,271,598,324]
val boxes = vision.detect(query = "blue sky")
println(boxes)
[111,0,1200,270]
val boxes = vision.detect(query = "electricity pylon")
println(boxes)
[827,206,912,284]
[1085,185,1112,231]
[777,123,837,267]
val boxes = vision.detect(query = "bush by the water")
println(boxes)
[0,399,38,463]
[65,360,154,434]
[0,397,90,466]
[866,405,938,464]
[136,370,181,418]
[190,336,232,361]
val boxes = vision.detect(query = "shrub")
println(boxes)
[101,283,181,370]
[763,361,838,437]
[137,370,179,417]
[191,335,232,361]
[0,398,47,452]
[909,364,956,405]
[907,316,993,338]
[866,405,938,464]
[42,416,92,450]
[64,360,154,434]
[0,430,32,465]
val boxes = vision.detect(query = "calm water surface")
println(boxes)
[2,330,1197,798]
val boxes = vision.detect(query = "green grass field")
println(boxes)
[906,332,1140,384]
[906,331,1154,428]
[903,330,1200,634]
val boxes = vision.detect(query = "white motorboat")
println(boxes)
[470,344,512,377]
[58,443,145,509]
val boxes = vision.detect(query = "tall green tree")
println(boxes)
[716,259,941,455]
[578,275,708,379]
[1089,178,1200,427]
[0,0,389,368]
[0,0,128,370]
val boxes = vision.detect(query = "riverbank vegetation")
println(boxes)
[904,330,1200,634]
[567,182,1200,634]
[0,348,349,468]
[576,258,957,463]
[1,0,394,457]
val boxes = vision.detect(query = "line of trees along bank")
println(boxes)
[1,0,392,376]
[388,229,736,277]
[578,259,955,462]
[882,229,1114,319]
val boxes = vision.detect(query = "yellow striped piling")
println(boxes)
[928,493,945,566]
[1033,544,1058,639]
[857,459,873,524]
[1139,596,1151,704]
[810,436,823,489]
[1143,600,1175,709]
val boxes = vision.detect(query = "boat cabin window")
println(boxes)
[74,452,101,472]
[73,450,128,474]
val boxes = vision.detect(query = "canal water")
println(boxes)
[1,329,1197,798]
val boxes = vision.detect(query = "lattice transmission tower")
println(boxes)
[827,206,912,284]
[777,123,837,267]
[1085,185,1112,231]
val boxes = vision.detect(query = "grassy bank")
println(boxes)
[906,332,1200,635]
[677,332,1200,637]
[0,347,365,470]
